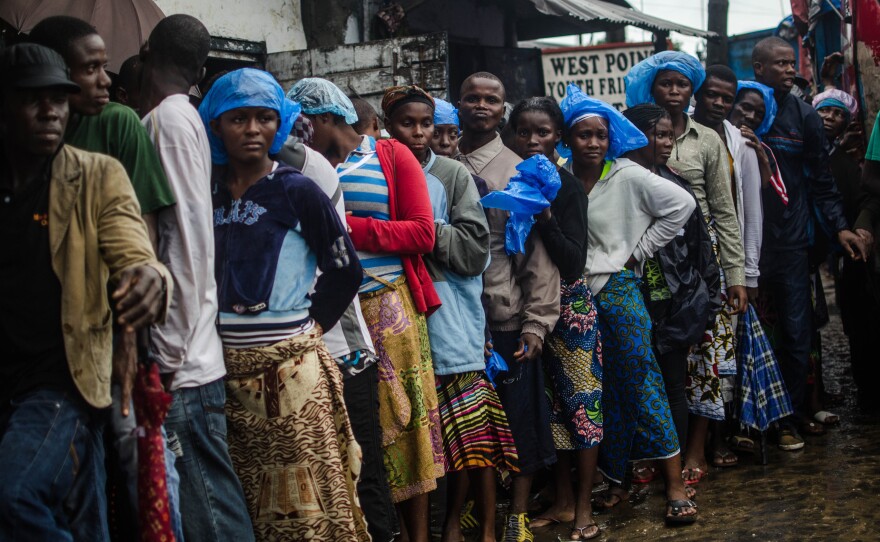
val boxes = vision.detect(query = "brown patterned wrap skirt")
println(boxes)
[223,325,370,541]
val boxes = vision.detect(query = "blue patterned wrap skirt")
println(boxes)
[595,270,680,483]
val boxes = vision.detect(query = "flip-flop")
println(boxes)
[632,465,657,484]
[814,410,840,425]
[712,450,739,468]
[665,499,698,525]
[559,522,600,541]
[800,419,827,435]
[729,435,756,454]
[681,467,707,486]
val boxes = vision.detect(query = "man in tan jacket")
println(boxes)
[0,43,170,539]
[456,71,560,542]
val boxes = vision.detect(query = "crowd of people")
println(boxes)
[1,11,878,542]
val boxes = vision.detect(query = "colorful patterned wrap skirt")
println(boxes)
[544,276,603,450]
[223,326,369,542]
[359,277,445,503]
[686,220,734,421]
[434,371,519,474]
[595,270,680,484]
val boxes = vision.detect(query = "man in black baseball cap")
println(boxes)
[0,42,171,540]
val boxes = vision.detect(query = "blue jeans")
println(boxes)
[760,249,812,424]
[165,378,254,542]
[110,384,184,541]
[0,389,109,541]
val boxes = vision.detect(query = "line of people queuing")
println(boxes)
[1,11,878,542]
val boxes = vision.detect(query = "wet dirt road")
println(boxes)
[454,269,880,542]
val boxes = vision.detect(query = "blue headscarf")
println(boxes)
[736,81,778,137]
[198,68,301,165]
[557,84,647,160]
[286,77,358,125]
[433,98,459,128]
[624,51,706,108]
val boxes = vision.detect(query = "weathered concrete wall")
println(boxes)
[267,32,448,112]
[153,0,306,52]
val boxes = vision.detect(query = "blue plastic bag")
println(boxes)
[556,84,648,161]
[433,98,459,128]
[485,349,509,388]
[480,154,561,254]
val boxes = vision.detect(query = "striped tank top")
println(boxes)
[337,136,404,293]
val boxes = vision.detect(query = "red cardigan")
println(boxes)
[345,138,441,315]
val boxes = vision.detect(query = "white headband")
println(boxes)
[569,112,608,128]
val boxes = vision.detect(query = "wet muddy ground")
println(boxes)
[447,269,880,541]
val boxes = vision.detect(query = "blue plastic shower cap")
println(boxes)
[286,77,358,125]
[736,81,778,138]
[433,98,459,128]
[557,84,647,160]
[480,154,562,255]
[624,51,706,108]
[198,68,301,165]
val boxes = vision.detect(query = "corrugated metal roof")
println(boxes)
[530,0,718,39]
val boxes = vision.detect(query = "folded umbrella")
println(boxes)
[133,362,175,542]
[736,305,793,431]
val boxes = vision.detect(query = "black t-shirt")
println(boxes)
[0,159,75,407]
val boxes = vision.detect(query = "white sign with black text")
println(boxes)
[542,42,655,110]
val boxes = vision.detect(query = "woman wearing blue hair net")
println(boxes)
[431,97,460,157]
[288,77,447,542]
[554,85,699,528]
[729,81,789,205]
[199,68,370,541]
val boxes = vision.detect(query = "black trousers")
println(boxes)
[836,259,880,411]
[343,364,398,542]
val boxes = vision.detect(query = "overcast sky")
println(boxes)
[535,0,793,55]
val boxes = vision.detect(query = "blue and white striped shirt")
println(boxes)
[337,136,404,292]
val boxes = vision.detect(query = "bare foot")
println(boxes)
[529,504,575,528]
[441,521,464,542]
[593,486,629,510]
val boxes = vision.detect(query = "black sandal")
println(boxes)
[665,499,698,525]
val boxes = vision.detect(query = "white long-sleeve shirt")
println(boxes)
[723,120,764,288]
[143,94,225,390]
[585,158,696,294]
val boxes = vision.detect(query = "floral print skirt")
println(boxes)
[544,276,603,451]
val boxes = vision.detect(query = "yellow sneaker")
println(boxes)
[501,513,534,542]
